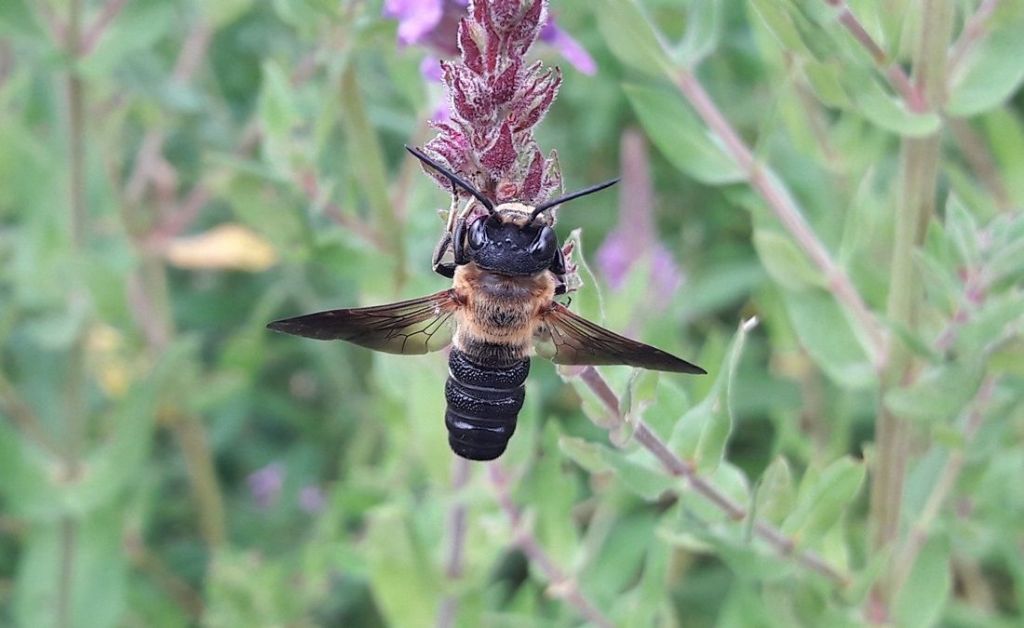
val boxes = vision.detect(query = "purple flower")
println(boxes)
[298,485,326,514]
[595,131,684,308]
[383,0,442,46]
[539,20,596,76]
[247,462,285,509]
[420,55,443,82]
[384,0,466,54]
[384,1,596,75]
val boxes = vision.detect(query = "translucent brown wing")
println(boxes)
[537,303,706,374]
[267,289,460,355]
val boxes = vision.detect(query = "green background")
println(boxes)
[1,0,1022,626]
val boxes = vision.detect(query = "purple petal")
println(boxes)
[595,231,632,290]
[650,245,684,297]
[298,485,326,514]
[420,55,443,82]
[247,462,285,509]
[540,21,596,75]
[384,0,444,46]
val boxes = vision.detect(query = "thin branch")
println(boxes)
[488,462,615,628]
[673,69,887,370]
[436,457,471,628]
[298,170,387,251]
[124,20,212,206]
[125,530,205,620]
[948,0,1002,78]
[576,366,850,586]
[823,0,927,112]
[79,0,131,56]
[889,377,997,595]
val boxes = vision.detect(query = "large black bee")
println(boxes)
[268,146,705,461]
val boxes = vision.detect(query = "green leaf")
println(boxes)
[955,291,1024,357]
[753,230,825,291]
[986,230,1024,287]
[0,0,43,39]
[884,362,984,424]
[670,318,754,473]
[748,0,833,60]
[201,0,254,28]
[0,339,192,520]
[258,60,305,178]
[944,195,980,267]
[947,11,1024,117]
[595,0,674,79]
[755,456,795,525]
[782,457,865,547]
[914,249,959,312]
[526,424,581,564]
[623,83,744,185]
[803,60,851,108]
[80,0,177,77]
[363,506,441,627]
[983,109,1024,206]
[559,436,609,474]
[560,436,674,501]
[14,506,128,628]
[893,536,951,628]
[671,0,722,68]
[848,77,941,137]
[749,0,811,56]
[599,447,675,501]
[782,289,875,388]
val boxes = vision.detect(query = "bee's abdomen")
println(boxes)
[444,348,530,461]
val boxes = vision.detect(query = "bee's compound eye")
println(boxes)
[529,226,556,259]
[468,218,488,250]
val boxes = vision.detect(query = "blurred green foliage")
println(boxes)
[1,0,1023,626]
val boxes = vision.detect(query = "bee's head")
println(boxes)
[465,204,557,276]
[404,145,619,276]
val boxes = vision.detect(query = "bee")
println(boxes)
[268,146,705,461]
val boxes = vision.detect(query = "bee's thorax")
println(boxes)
[452,263,555,361]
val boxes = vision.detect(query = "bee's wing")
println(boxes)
[537,303,706,374]
[267,289,460,355]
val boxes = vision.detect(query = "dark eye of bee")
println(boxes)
[528,226,556,259]
[468,218,489,250]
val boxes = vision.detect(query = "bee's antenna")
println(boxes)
[529,178,620,221]
[405,145,494,214]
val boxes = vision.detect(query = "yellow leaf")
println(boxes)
[165,224,278,272]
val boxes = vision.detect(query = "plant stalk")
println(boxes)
[868,0,954,614]
[60,0,86,624]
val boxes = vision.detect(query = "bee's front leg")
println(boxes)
[432,219,470,278]
[550,246,568,295]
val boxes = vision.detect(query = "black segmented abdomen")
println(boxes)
[445,348,529,460]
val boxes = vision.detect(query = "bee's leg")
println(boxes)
[432,220,470,278]
[550,246,568,295]
[451,219,470,265]
[432,232,456,278]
